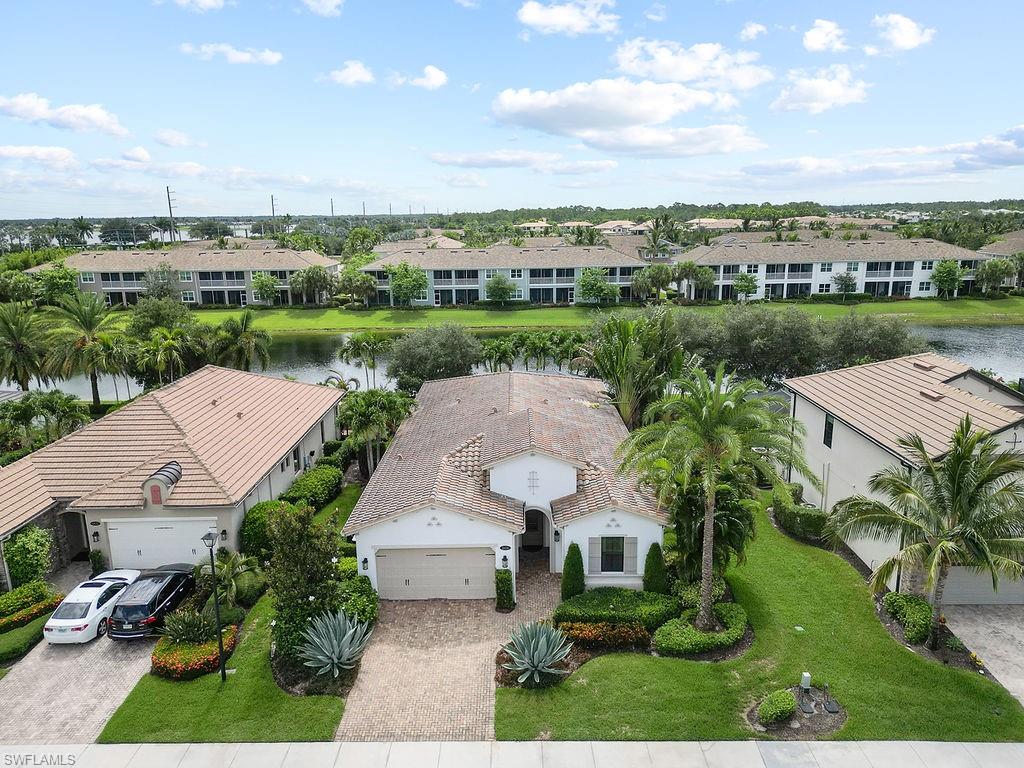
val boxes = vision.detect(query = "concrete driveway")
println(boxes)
[945,606,1024,705]
[0,633,153,743]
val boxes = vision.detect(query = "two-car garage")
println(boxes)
[106,519,218,570]
[375,547,496,600]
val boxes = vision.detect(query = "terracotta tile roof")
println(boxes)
[343,372,666,534]
[362,245,646,271]
[784,353,1024,462]
[32,248,337,274]
[0,367,343,536]
[682,238,975,266]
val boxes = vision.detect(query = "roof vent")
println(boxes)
[396,453,403,460]
[149,461,183,487]
[211,398,218,406]
[490,406,499,414]
[913,361,936,371]
[920,388,946,402]
[236,411,244,419]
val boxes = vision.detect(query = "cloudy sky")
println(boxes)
[1,0,1022,217]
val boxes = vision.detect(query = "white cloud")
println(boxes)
[645,3,666,22]
[454,0,479,7]
[179,42,283,65]
[154,128,205,148]
[516,1,619,37]
[0,145,76,170]
[442,172,488,188]
[545,158,618,174]
[393,65,448,90]
[328,60,375,86]
[174,0,225,11]
[870,14,935,53]
[0,92,128,136]
[770,65,868,114]
[430,148,617,174]
[739,22,766,41]
[122,146,151,163]
[613,38,773,91]
[573,124,763,157]
[802,19,847,52]
[302,0,344,17]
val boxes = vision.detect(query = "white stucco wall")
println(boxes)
[488,452,578,511]
[947,372,1024,409]
[352,505,518,590]
[562,508,664,589]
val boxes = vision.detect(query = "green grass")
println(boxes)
[0,667,7,680]
[495,507,1024,741]
[190,296,1024,333]
[313,483,362,528]
[98,596,343,743]
[0,613,50,664]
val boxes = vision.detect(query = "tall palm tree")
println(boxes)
[480,337,516,373]
[94,332,136,402]
[828,417,1024,649]
[671,260,699,301]
[48,291,118,407]
[339,332,391,388]
[521,332,553,371]
[213,309,272,372]
[72,217,94,248]
[139,327,191,385]
[619,363,817,629]
[566,226,608,246]
[322,370,360,395]
[339,389,414,474]
[642,230,674,261]
[0,303,49,391]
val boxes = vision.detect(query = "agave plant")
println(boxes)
[161,610,217,644]
[297,610,374,678]
[502,622,573,685]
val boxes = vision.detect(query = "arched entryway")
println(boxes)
[523,508,546,552]
[520,507,559,573]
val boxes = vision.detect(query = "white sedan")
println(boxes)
[44,570,142,643]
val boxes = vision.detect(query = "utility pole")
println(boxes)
[389,203,392,217]
[166,186,177,243]
[362,201,366,219]
[330,198,336,236]
[270,194,276,233]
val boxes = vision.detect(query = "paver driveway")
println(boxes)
[0,634,153,743]
[945,606,1024,705]
[336,558,560,741]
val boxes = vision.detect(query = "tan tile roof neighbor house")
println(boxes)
[784,353,1024,462]
[362,245,646,271]
[343,372,665,535]
[372,235,465,253]
[681,238,975,266]
[979,230,1024,258]
[594,220,636,231]
[0,366,344,537]
[34,248,337,273]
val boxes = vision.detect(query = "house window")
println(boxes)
[180,290,196,303]
[819,262,833,272]
[292,446,301,473]
[817,283,831,293]
[601,537,624,573]
[509,268,523,280]
[512,288,524,300]
[824,414,834,448]
[744,264,758,273]
[847,262,860,272]
[178,271,193,282]
[150,485,162,505]
[280,461,286,472]
[920,260,934,271]
[415,289,428,301]
[484,269,500,280]
[80,272,95,284]
[527,470,539,494]
[918,281,932,292]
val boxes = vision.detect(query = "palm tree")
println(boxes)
[339,331,391,388]
[566,226,608,246]
[0,303,49,391]
[671,260,699,301]
[94,332,136,402]
[828,417,1024,649]
[48,291,118,407]
[521,332,553,371]
[213,309,272,372]
[139,327,191,385]
[619,363,817,630]
[480,337,516,373]
[32,390,90,441]
[71,217,94,248]
[339,389,414,474]
[322,370,360,394]
[197,552,262,607]
[642,230,674,261]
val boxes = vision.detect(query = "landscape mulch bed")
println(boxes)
[657,623,754,662]
[272,655,354,697]
[495,646,598,689]
[745,685,846,740]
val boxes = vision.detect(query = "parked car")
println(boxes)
[44,570,142,643]
[107,564,196,639]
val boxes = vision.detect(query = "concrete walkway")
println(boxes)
[2,741,1021,768]
[945,605,1024,705]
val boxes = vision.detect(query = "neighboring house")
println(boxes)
[679,238,985,300]
[0,391,25,405]
[559,221,594,231]
[373,235,465,253]
[514,221,550,235]
[979,229,1024,262]
[0,366,342,590]
[594,220,637,235]
[362,245,646,305]
[35,248,339,307]
[342,372,667,600]
[685,218,752,230]
[628,220,654,236]
[785,353,1024,604]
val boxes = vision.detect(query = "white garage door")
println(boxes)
[943,567,1024,605]
[376,547,495,600]
[107,519,217,570]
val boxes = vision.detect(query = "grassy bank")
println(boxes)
[192,296,1024,333]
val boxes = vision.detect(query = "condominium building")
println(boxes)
[45,248,339,307]
[361,245,646,306]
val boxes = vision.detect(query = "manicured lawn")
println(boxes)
[495,507,1024,741]
[98,596,343,743]
[191,296,1024,333]
[0,613,50,664]
[313,483,362,528]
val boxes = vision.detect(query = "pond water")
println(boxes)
[27,323,1024,401]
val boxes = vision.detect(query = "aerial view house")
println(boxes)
[593,220,637,235]
[42,247,339,307]
[0,367,342,589]
[343,372,667,600]
[362,245,646,305]
[979,229,1024,264]
[785,353,1024,603]
[683,238,983,299]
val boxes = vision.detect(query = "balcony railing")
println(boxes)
[604,275,632,284]
[721,273,738,282]
[786,271,813,279]
[454,277,479,286]
[529,276,555,285]
[199,279,246,287]
[433,278,453,286]
[893,269,914,278]
[865,270,891,279]
[101,280,143,289]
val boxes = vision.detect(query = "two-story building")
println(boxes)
[361,245,646,306]
[680,239,985,300]
[45,248,339,307]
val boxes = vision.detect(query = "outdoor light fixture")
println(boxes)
[91,531,100,544]
[202,531,227,682]
[220,529,228,541]
[501,555,509,569]
[553,530,561,542]
[361,557,368,571]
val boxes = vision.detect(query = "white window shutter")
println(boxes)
[588,537,600,573]
[624,537,638,574]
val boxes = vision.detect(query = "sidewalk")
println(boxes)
[1,741,1021,768]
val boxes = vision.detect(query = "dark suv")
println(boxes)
[108,564,195,639]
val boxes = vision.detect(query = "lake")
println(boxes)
[26,323,1024,401]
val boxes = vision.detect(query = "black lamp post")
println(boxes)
[202,531,227,682]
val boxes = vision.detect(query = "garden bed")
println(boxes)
[271,653,357,697]
[744,686,847,739]
[874,596,987,674]
[494,646,597,689]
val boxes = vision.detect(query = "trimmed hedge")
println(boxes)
[339,556,358,581]
[0,612,51,663]
[240,500,296,561]
[496,569,515,611]
[0,595,63,634]
[279,465,345,510]
[758,689,797,725]
[4,526,53,587]
[340,575,379,624]
[322,439,345,456]
[883,591,932,644]
[561,543,585,600]
[339,540,356,558]
[773,495,827,543]
[553,587,679,631]
[675,577,726,610]
[642,543,667,594]
[151,625,239,681]
[653,603,748,656]
[233,571,267,608]
[0,581,52,619]
[558,621,650,649]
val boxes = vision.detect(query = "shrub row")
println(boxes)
[339,557,358,581]
[496,569,515,611]
[316,438,361,471]
[340,575,379,624]
[758,689,797,725]
[773,495,828,543]
[653,603,748,656]
[675,577,727,610]
[558,621,650,649]
[0,595,63,635]
[0,581,52,619]
[240,500,296,561]
[339,540,357,558]
[0,613,51,664]
[279,465,345,510]
[151,625,239,681]
[553,587,679,631]
[882,591,932,644]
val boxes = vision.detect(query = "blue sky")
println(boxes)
[1,0,1023,217]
